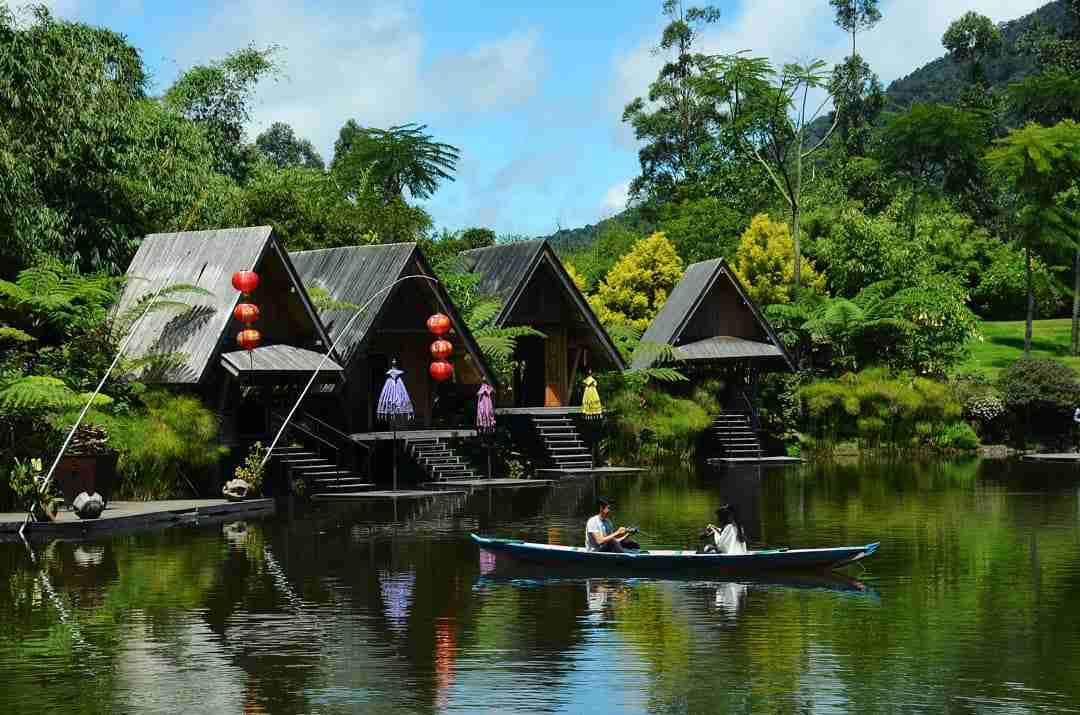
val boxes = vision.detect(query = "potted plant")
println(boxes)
[54,424,117,508]
[8,457,62,521]
[224,441,267,501]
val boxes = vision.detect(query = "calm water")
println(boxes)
[2,459,1080,714]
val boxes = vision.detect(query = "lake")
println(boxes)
[2,459,1079,713]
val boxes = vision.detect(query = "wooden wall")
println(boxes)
[679,274,767,344]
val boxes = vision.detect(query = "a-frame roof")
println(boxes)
[115,226,334,385]
[633,257,794,371]
[460,239,626,370]
[290,243,498,385]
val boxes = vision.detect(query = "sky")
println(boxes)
[36,0,1050,238]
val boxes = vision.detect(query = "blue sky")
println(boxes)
[39,0,1047,238]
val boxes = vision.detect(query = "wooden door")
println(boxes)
[544,327,567,406]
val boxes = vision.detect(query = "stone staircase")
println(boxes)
[710,412,762,459]
[272,445,372,495]
[405,437,481,482]
[531,415,593,470]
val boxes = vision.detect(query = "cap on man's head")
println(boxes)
[598,497,615,508]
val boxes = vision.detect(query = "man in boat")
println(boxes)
[701,504,748,555]
[585,497,638,552]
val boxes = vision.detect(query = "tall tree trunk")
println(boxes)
[793,121,804,293]
[1025,243,1034,357]
[1072,245,1080,356]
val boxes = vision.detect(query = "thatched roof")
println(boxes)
[290,243,497,385]
[460,240,626,370]
[115,227,333,385]
[633,257,793,371]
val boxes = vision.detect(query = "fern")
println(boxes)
[466,298,502,329]
[0,327,34,344]
[631,340,683,366]
[633,366,688,383]
[0,375,113,413]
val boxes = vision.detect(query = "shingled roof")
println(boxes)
[633,257,794,371]
[115,226,334,385]
[460,239,626,370]
[290,243,497,385]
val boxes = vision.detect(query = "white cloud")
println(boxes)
[168,1,545,160]
[600,180,630,218]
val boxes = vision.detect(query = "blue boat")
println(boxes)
[471,534,879,573]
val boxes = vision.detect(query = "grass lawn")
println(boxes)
[957,319,1080,378]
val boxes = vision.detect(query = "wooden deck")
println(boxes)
[350,428,478,442]
[708,456,804,466]
[421,479,554,489]
[312,490,466,499]
[1021,453,1080,463]
[535,466,645,479]
[495,406,582,416]
[0,499,275,541]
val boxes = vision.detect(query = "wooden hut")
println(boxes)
[633,257,794,407]
[114,226,343,444]
[290,243,496,433]
[460,240,625,409]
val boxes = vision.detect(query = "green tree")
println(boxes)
[622,1,722,203]
[698,56,842,291]
[876,103,987,242]
[828,54,885,156]
[588,232,684,332]
[656,196,746,263]
[331,121,459,204]
[942,11,1003,85]
[984,121,1080,355]
[254,122,325,170]
[164,45,278,182]
[829,0,882,57]
[732,214,827,306]
[0,6,146,274]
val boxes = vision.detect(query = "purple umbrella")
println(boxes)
[377,360,414,490]
[476,382,496,479]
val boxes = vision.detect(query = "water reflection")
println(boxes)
[1,459,1080,713]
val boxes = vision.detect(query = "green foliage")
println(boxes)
[331,121,459,203]
[6,456,58,517]
[830,0,882,53]
[0,375,112,414]
[563,221,644,292]
[732,215,827,306]
[799,368,973,451]
[419,226,496,268]
[71,391,227,500]
[621,2,721,203]
[234,441,268,494]
[656,197,747,264]
[254,122,324,170]
[589,232,684,332]
[972,241,1065,320]
[237,163,379,250]
[997,358,1080,443]
[943,11,1003,84]
[813,207,906,296]
[164,45,279,181]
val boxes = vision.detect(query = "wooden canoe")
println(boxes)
[471,534,878,573]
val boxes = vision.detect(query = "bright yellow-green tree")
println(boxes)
[563,262,587,293]
[733,214,827,305]
[588,232,684,332]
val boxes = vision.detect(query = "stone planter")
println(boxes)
[54,452,118,508]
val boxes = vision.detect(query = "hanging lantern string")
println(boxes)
[260,275,440,471]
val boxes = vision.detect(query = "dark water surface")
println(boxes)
[2,459,1080,713]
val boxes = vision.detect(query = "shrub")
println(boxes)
[972,242,1065,320]
[732,214,828,306]
[997,359,1080,443]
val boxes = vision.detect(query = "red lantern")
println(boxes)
[429,359,453,382]
[430,338,453,360]
[236,328,261,352]
[427,313,450,336]
[233,302,260,325]
[231,270,259,294]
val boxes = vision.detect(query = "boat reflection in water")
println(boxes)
[474,556,880,625]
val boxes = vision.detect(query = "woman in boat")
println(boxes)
[704,504,748,555]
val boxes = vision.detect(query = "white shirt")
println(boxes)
[585,514,613,551]
[710,524,748,555]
